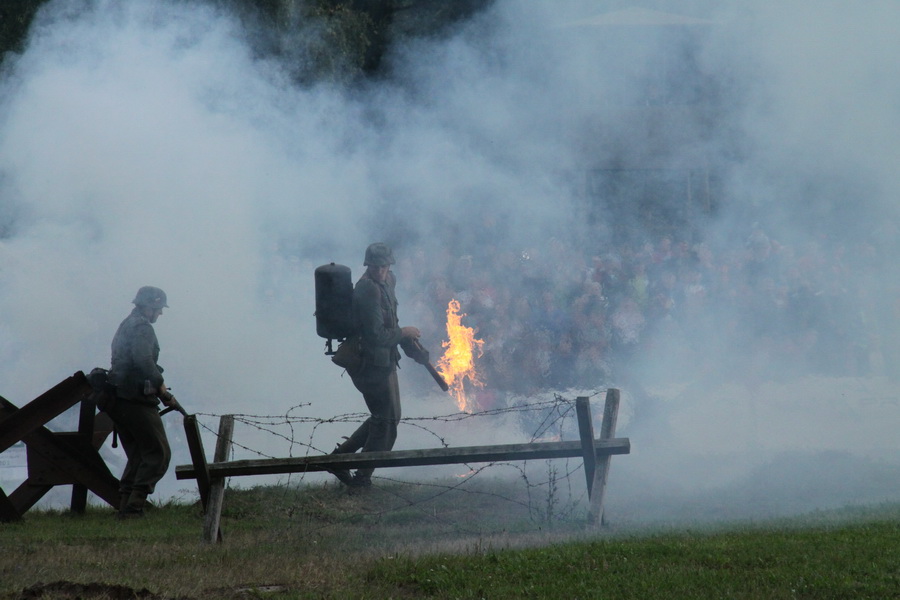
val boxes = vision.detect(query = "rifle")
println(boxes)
[400,338,450,392]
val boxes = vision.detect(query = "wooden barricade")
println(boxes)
[176,389,629,542]
[0,372,117,521]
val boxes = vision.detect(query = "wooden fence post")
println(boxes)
[575,397,597,495]
[183,415,211,511]
[587,388,620,527]
[202,415,234,544]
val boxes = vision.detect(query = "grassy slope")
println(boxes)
[0,483,898,599]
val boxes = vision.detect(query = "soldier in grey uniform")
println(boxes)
[106,286,177,517]
[331,243,420,489]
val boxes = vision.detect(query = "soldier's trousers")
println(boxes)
[343,366,401,480]
[106,399,171,497]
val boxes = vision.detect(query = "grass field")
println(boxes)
[1,481,898,599]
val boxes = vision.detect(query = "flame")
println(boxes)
[436,299,484,412]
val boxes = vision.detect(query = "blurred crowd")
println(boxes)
[394,224,898,400]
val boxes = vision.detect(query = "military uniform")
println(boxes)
[332,244,406,487]
[106,287,171,516]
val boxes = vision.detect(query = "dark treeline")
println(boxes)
[0,0,45,61]
[0,0,492,81]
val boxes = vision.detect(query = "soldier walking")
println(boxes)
[331,243,420,490]
[106,286,177,517]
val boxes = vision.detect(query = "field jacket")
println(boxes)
[353,271,402,370]
[108,308,164,402]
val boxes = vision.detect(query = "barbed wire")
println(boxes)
[183,389,614,530]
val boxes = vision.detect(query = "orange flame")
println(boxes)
[436,299,484,412]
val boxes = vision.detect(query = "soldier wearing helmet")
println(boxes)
[105,286,176,517]
[330,243,420,490]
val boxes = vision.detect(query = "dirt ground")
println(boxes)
[11,580,289,600]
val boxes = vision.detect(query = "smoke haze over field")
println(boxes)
[1,1,899,518]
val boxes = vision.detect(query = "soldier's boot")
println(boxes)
[347,471,373,495]
[348,468,373,491]
[116,493,129,516]
[327,443,354,486]
[118,490,147,519]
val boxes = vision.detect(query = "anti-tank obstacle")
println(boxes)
[0,372,118,521]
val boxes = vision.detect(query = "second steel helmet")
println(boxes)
[364,242,395,267]
[132,286,169,309]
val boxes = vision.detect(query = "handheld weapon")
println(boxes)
[145,380,189,417]
[401,338,450,392]
[158,393,189,417]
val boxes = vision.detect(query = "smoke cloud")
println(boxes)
[1,0,898,521]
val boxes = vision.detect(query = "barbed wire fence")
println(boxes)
[177,388,614,534]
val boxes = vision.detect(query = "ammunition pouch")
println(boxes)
[87,367,116,412]
[331,335,363,374]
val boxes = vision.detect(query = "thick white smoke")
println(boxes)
[1,1,898,519]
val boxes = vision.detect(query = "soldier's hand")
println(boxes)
[401,326,421,340]
[159,389,176,407]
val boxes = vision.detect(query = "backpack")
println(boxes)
[315,263,362,371]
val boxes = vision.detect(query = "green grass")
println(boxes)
[373,522,900,599]
[1,483,898,599]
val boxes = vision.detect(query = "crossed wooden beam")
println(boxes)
[0,372,118,522]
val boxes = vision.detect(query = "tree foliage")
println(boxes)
[219,0,494,84]
[0,0,48,67]
[0,0,491,83]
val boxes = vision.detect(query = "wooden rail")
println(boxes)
[176,437,629,480]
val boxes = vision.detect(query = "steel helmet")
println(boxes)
[132,286,169,309]
[364,242,395,267]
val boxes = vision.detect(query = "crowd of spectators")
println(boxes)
[394,224,896,404]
